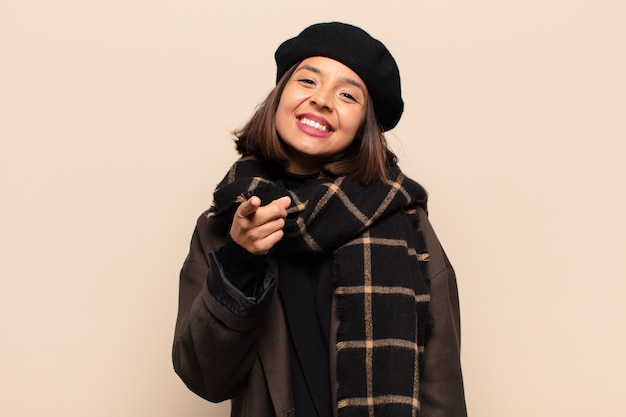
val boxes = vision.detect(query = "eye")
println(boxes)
[341,92,356,101]
[297,78,316,86]
[340,91,361,103]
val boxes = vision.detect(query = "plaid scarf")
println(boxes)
[210,156,431,417]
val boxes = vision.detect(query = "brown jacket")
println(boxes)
[172,207,467,417]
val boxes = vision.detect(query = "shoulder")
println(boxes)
[414,207,453,279]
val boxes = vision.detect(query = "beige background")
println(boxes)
[1,0,625,416]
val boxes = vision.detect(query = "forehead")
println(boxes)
[295,56,366,88]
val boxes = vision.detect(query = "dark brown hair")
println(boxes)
[233,63,398,185]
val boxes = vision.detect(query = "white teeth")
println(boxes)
[299,117,329,132]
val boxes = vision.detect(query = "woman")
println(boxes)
[173,22,467,417]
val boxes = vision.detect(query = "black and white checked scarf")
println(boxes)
[211,156,432,417]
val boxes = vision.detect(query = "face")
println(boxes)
[275,56,368,175]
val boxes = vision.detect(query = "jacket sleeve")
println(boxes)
[172,211,276,402]
[417,208,468,417]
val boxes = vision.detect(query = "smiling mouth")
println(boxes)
[297,116,332,133]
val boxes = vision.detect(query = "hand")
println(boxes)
[230,195,292,255]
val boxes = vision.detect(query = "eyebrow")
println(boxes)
[296,64,367,97]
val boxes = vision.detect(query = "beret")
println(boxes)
[275,22,403,131]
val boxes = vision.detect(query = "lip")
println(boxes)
[296,113,334,138]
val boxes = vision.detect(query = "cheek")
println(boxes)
[275,99,290,133]
[275,91,299,127]
[277,85,299,112]
[344,108,367,134]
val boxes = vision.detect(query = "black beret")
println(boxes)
[274,22,403,131]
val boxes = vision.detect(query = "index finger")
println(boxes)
[237,196,261,218]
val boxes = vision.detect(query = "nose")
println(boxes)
[310,87,333,110]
